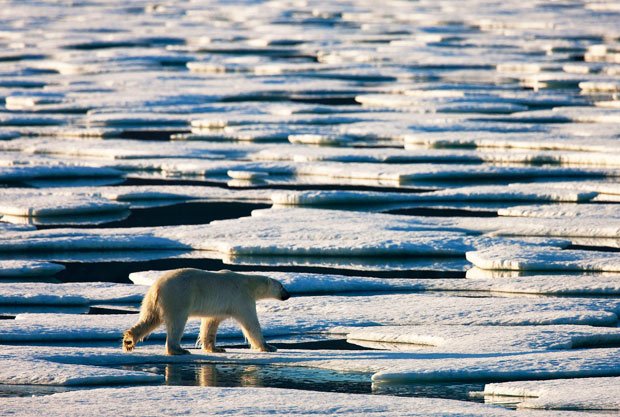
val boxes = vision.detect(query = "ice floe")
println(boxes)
[467,246,620,272]
[0,385,538,417]
[498,204,620,219]
[0,192,129,217]
[130,270,620,296]
[0,358,162,386]
[0,260,64,277]
[0,282,143,305]
[342,325,620,354]
[484,377,620,410]
[2,293,617,342]
[371,348,620,383]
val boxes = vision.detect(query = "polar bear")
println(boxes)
[122,268,290,355]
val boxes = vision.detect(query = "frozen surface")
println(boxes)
[484,377,620,410]
[499,204,620,219]
[2,293,618,342]
[0,260,64,277]
[0,358,162,386]
[467,246,620,272]
[342,325,620,354]
[0,209,566,256]
[371,348,620,383]
[130,270,620,296]
[2,0,620,411]
[0,282,144,305]
[0,192,129,217]
[1,385,562,417]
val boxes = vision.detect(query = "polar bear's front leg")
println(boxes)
[199,317,226,353]
[235,307,276,352]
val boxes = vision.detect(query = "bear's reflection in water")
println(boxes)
[122,363,488,402]
[157,363,371,394]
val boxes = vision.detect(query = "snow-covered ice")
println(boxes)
[467,246,620,272]
[484,377,620,410]
[0,260,64,277]
[1,385,552,417]
[2,293,618,342]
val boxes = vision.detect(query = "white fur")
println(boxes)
[122,268,289,355]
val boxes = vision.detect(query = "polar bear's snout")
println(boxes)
[280,287,291,301]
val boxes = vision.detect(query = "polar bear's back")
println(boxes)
[152,268,264,318]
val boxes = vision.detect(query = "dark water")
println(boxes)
[121,362,486,402]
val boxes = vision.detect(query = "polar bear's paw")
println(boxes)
[258,344,277,352]
[122,331,135,352]
[203,346,226,353]
[166,346,191,355]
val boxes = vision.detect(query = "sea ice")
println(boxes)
[0,358,162,386]
[0,260,65,277]
[467,246,620,272]
[0,282,144,305]
[0,192,129,217]
[484,377,620,410]
[2,293,617,342]
[371,348,620,383]
[0,385,546,417]
[342,324,620,354]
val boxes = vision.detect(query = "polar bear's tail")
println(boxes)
[122,285,162,352]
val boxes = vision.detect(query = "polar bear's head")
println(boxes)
[251,275,290,301]
[267,277,291,301]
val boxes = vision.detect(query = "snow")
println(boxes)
[0,385,545,417]
[2,293,617,342]
[0,260,64,277]
[271,185,598,206]
[130,270,620,296]
[343,325,620,354]
[0,165,124,181]
[0,192,129,217]
[484,377,620,410]
[371,348,620,383]
[498,204,620,219]
[467,246,620,272]
[0,282,144,305]
[0,358,162,386]
[1,0,620,412]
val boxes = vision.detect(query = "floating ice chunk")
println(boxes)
[404,131,619,152]
[496,63,558,74]
[0,358,162,386]
[498,204,620,219]
[552,107,620,124]
[579,80,620,92]
[226,170,269,180]
[295,162,611,183]
[344,325,620,354]
[371,348,620,384]
[484,377,620,410]
[0,114,65,126]
[130,270,620,296]
[87,112,189,127]
[0,282,144,305]
[271,185,597,206]
[0,385,523,416]
[0,165,124,181]
[5,92,65,108]
[3,292,617,342]
[288,134,352,145]
[467,246,620,272]
[0,130,20,140]
[0,260,64,277]
[0,193,129,217]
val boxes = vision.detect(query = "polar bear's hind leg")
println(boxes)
[200,317,226,353]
